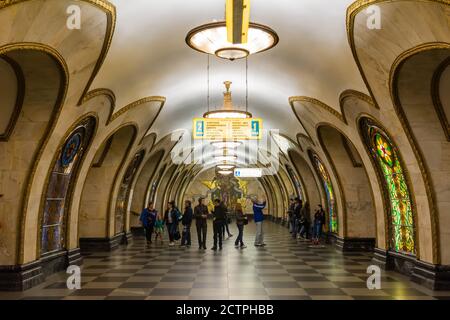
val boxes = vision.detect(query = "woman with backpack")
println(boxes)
[164,200,181,246]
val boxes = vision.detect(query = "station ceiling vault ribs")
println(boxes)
[91,0,368,141]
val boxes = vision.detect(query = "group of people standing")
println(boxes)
[140,197,267,251]
[288,198,326,245]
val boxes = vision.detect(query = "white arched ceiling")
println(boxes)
[91,0,367,141]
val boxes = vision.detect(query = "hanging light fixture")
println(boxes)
[186,0,278,61]
[218,170,233,176]
[203,81,252,119]
[215,155,238,162]
[211,141,242,148]
[217,164,235,170]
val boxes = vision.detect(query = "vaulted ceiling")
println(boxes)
[91,0,368,141]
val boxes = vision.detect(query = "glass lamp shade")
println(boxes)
[218,170,233,175]
[212,141,242,148]
[214,155,237,162]
[186,21,278,61]
[203,110,252,119]
[217,164,235,170]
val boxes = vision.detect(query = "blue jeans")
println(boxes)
[235,224,244,246]
[181,224,191,246]
[314,223,322,239]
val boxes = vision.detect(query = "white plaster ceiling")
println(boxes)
[92,0,368,142]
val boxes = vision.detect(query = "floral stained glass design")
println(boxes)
[361,118,415,254]
[309,151,338,233]
[41,117,96,255]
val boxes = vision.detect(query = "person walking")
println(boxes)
[154,212,164,244]
[299,201,311,239]
[253,197,266,247]
[222,206,233,239]
[139,201,157,245]
[292,198,303,239]
[211,199,226,251]
[287,198,295,234]
[181,200,193,247]
[313,204,326,245]
[234,203,247,249]
[164,200,181,246]
[194,197,208,250]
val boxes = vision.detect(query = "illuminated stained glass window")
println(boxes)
[308,151,338,233]
[360,118,415,254]
[115,150,145,234]
[41,117,96,255]
[286,164,304,200]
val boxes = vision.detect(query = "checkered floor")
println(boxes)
[1,221,450,300]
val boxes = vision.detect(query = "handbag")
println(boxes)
[174,228,181,240]
[243,217,249,225]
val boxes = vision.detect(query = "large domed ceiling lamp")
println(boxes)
[186,0,278,61]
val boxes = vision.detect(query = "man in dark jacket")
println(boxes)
[194,197,208,250]
[181,200,193,247]
[293,198,303,239]
[139,202,157,244]
[211,199,226,251]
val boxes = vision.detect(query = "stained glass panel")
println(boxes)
[40,117,96,255]
[309,151,338,234]
[360,118,415,255]
[115,150,145,234]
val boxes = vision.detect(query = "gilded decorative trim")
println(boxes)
[101,122,138,237]
[0,56,25,141]
[0,0,117,106]
[287,150,311,204]
[108,96,166,125]
[339,89,375,110]
[389,42,450,264]
[310,135,345,236]
[316,123,380,238]
[0,43,70,265]
[289,96,347,124]
[431,56,450,141]
[346,0,450,109]
[356,114,420,257]
[140,150,165,209]
[296,133,315,149]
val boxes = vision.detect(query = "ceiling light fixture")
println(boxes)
[211,141,242,148]
[218,170,233,175]
[186,0,278,61]
[214,155,238,162]
[203,81,252,119]
[217,164,235,170]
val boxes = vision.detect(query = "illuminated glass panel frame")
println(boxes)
[41,117,96,255]
[308,151,338,234]
[115,150,145,235]
[360,118,415,254]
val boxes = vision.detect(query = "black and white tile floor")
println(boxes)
[1,221,450,300]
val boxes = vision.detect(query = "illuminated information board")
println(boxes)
[193,118,263,140]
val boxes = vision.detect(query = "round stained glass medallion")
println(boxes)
[61,133,82,167]
[374,133,394,167]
